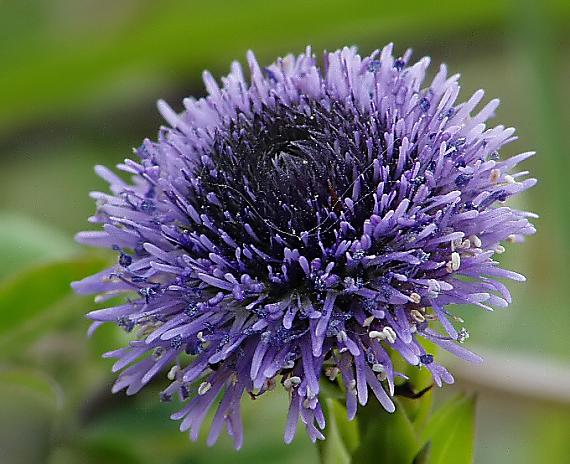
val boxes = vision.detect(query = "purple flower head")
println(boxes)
[73,44,536,448]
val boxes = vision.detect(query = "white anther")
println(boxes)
[460,239,471,249]
[410,309,425,323]
[495,245,505,254]
[337,330,348,343]
[490,169,501,183]
[290,376,302,386]
[382,326,397,344]
[451,252,461,271]
[469,235,482,248]
[198,381,212,396]
[363,315,375,327]
[167,365,180,381]
[504,174,515,184]
[197,331,206,342]
[283,360,295,369]
[458,327,470,343]
[283,376,302,390]
[427,279,441,296]
[409,292,421,304]
[369,330,386,340]
[507,234,517,243]
[372,363,385,373]
[303,398,311,408]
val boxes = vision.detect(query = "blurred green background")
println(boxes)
[1,0,569,462]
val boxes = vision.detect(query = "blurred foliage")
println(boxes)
[1,0,569,463]
[0,213,77,277]
[0,254,110,355]
[317,353,476,464]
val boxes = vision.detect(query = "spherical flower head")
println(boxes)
[73,44,536,448]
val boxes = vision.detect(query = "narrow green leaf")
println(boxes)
[318,398,359,464]
[389,339,437,428]
[351,399,419,464]
[331,400,360,454]
[413,442,431,464]
[419,394,476,464]
[398,385,434,434]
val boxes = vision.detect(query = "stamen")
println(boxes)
[369,330,386,340]
[458,327,470,343]
[372,363,385,373]
[451,252,461,271]
[337,330,348,343]
[384,327,397,344]
[167,365,180,380]
[198,381,212,395]
[469,234,482,248]
[368,326,398,343]
[410,309,425,323]
[283,376,302,390]
[409,292,421,304]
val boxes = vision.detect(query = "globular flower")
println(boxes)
[73,44,536,448]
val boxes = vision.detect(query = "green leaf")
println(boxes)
[418,394,477,464]
[398,385,434,434]
[413,442,431,464]
[0,254,109,355]
[318,398,359,464]
[351,398,419,464]
[0,212,77,278]
[398,339,438,429]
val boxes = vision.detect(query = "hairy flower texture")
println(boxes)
[73,44,536,448]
